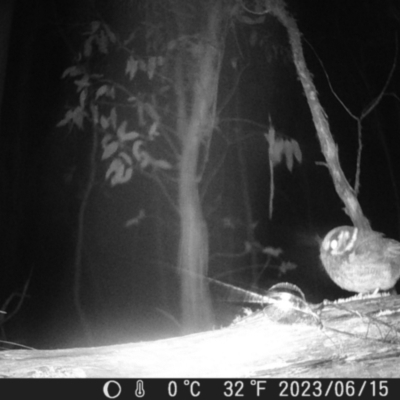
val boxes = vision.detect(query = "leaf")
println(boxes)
[100,115,109,130]
[125,209,146,227]
[61,66,82,79]
[102,141,118,160]
[292,140,302,163]
[284,140,294,172]
[106,158,122,181]
[79,89,87,108]
[101,133,113,148]
[57,112,71,127]
[139,151,151,169]
[147,56,157,80]
[283,140,302,172]
[125,56,138,80]
[278,261,297,275]
[125,131,140,142]
[116,121,139,142]
[96,85,110,99]
[57,110,71,127]
[153,159,172,170]
[106,158,133,186]
[270,139,284,165]
[262,246,283,257]
[148,122,159,140]
[264,127,275,147]
[57,107,87,129]
[117,121,128,140]
[103,23,116,44]
[87,21,101,35]
[131,140,151,169]
[117,166,133,185]
[132,140,144,161]
[73,108,86,129]
[74,75,90,92]
[119,152,133,165]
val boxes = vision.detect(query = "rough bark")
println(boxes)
[269,0,370,230]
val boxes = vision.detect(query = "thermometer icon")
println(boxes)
[135,380,145,397]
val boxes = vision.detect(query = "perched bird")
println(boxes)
[320,226,400,293]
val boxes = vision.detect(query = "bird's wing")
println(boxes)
[356,231,400,261]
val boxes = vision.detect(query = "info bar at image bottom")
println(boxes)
[0,378,397,399]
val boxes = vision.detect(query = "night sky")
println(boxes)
[0,0,399,349]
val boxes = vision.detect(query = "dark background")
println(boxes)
[0,0,399,349]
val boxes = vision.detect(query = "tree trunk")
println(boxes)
[269,2,370,229]
[177,1,227,332]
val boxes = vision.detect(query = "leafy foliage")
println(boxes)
[58,21,173,186]
[264,119,302,219]
[264,123,302,172]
